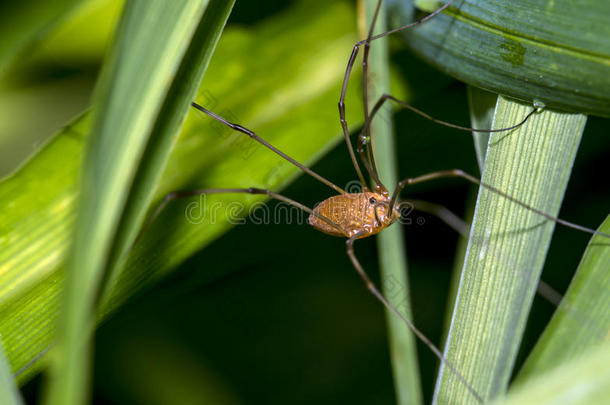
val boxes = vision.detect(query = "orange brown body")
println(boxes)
[308,192,399,238]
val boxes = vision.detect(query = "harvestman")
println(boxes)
[143,0,610,402]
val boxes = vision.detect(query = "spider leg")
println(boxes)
[345,230,483,404]
[134,187,344,250]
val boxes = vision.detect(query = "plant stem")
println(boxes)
[360,1,422,404]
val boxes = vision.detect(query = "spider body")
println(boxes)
[309,192,398,238]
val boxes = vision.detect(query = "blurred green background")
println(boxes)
[1,0,608,404]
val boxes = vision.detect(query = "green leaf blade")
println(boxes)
[402,0,610,117]
[45,1,217,403]
[492,341,610,405]
[517,215,610,381]
[100,0,237,303]
[433,98,586,404]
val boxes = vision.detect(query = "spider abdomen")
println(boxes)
[309,192,394,238]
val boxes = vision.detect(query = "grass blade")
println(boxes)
[361,1,422,404]
[442,88,499,333]
[517,215,610,381]
[44,1,223,403]
[492,341,610,405]
[433,97,586,404]
[403,0,610,117]
[99,0,237,305]
[0,339,23,405]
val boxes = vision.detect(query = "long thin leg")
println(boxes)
[371,0,457,42]
[362,94,538,139]
[135,187,344,248]
[402,198,567,306]
[191,102,346,195]
[536,280,562,307]
[355,94,536,190]
[338,0,454,193]
[404,199,568,306]
[402,198,470,237]
[359,0,386,193]
[390,169,610,238]
[338,0,457,192]
[357,137,385,194]
[345,231,483,404]
[339,46,369,191]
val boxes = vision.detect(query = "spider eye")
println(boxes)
[369,197,376,204]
